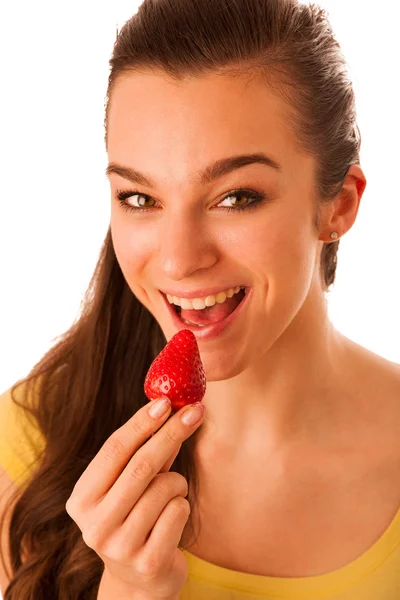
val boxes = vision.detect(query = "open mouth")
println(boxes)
[161,286,252,339]
[170,287,247,327]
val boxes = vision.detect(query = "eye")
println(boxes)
[116,191,157,210]
[218,191,255,209]
[115,187,270,214]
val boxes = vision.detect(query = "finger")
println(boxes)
[117,472,188,551]
[140,496,191,571]
[107,403,205,516]
[159,443,182,473]
[69,397,173,505]
[95,442,185,539]
[150,432,181,471]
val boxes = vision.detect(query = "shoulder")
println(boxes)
[356,343,400,448]
[344,336,400,394]
[342,336,400,435]
[0,379,43,439]
[0,380,46,488]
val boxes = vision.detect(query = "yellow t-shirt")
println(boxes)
[1,384,399,599]
[0,382,46,490]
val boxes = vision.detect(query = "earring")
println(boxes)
[330,232,338,240]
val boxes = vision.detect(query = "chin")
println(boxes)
[201,347,252,382]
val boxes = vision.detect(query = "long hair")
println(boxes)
[1,0,361,597]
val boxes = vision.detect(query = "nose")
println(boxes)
[159,211,217,281]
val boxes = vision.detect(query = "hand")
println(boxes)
[65,397,206,600]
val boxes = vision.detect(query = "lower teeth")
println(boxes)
[182,319,206,327]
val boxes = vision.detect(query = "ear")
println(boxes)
[318,164,367,242]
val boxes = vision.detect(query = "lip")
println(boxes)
[159,285,246,300]
[160,287,252,340]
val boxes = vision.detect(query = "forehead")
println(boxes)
[107,71,308,187]
[110,71,292,137]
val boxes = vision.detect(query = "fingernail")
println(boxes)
[181,402,205,426]
[149,397,171,419]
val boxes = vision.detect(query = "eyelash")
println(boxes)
[115,187,268,215]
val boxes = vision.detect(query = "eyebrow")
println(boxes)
[105,152,282,188]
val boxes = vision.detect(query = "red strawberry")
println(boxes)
[144,329,206,411]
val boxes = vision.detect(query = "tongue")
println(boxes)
[180,293,243,325]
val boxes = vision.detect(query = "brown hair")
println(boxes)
[1,0,361,597]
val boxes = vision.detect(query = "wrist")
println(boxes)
[97,569,136,600]
[97,568,181,600]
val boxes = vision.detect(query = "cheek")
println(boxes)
[240,213,315,318]
[247,207,314,280]
[234,218,304,280]
[110,218,154,274]
[262,225,316,336]
[110,219,158,310]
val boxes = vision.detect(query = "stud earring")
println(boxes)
[330,232,338,240]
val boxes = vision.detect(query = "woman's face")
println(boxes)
[107,71,324,381]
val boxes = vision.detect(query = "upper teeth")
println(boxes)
[166,286,244,310]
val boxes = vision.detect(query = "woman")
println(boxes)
[1,0,399,598]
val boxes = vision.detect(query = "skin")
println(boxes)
[107,70,400,575]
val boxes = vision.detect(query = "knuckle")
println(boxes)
[169,496,191,518]
[128,455,154,481]
[149,474,170,498]
[163,425,181,445]
[148,471,188,499]
[166,472,189,497]
[101,435,126,461]
[65,494,82,518]
[82,524,102,550]
[175,473,189,497]
[135,552,162,579]
[65,497,73,516]
[65,498,74,517]
[101,536,130,565]
[129,417,151,437]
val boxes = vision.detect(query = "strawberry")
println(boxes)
[144,329,206,411]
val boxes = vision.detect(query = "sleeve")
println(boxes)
[0,381,46,489]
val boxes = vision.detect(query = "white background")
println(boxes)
[0,0,399,597]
